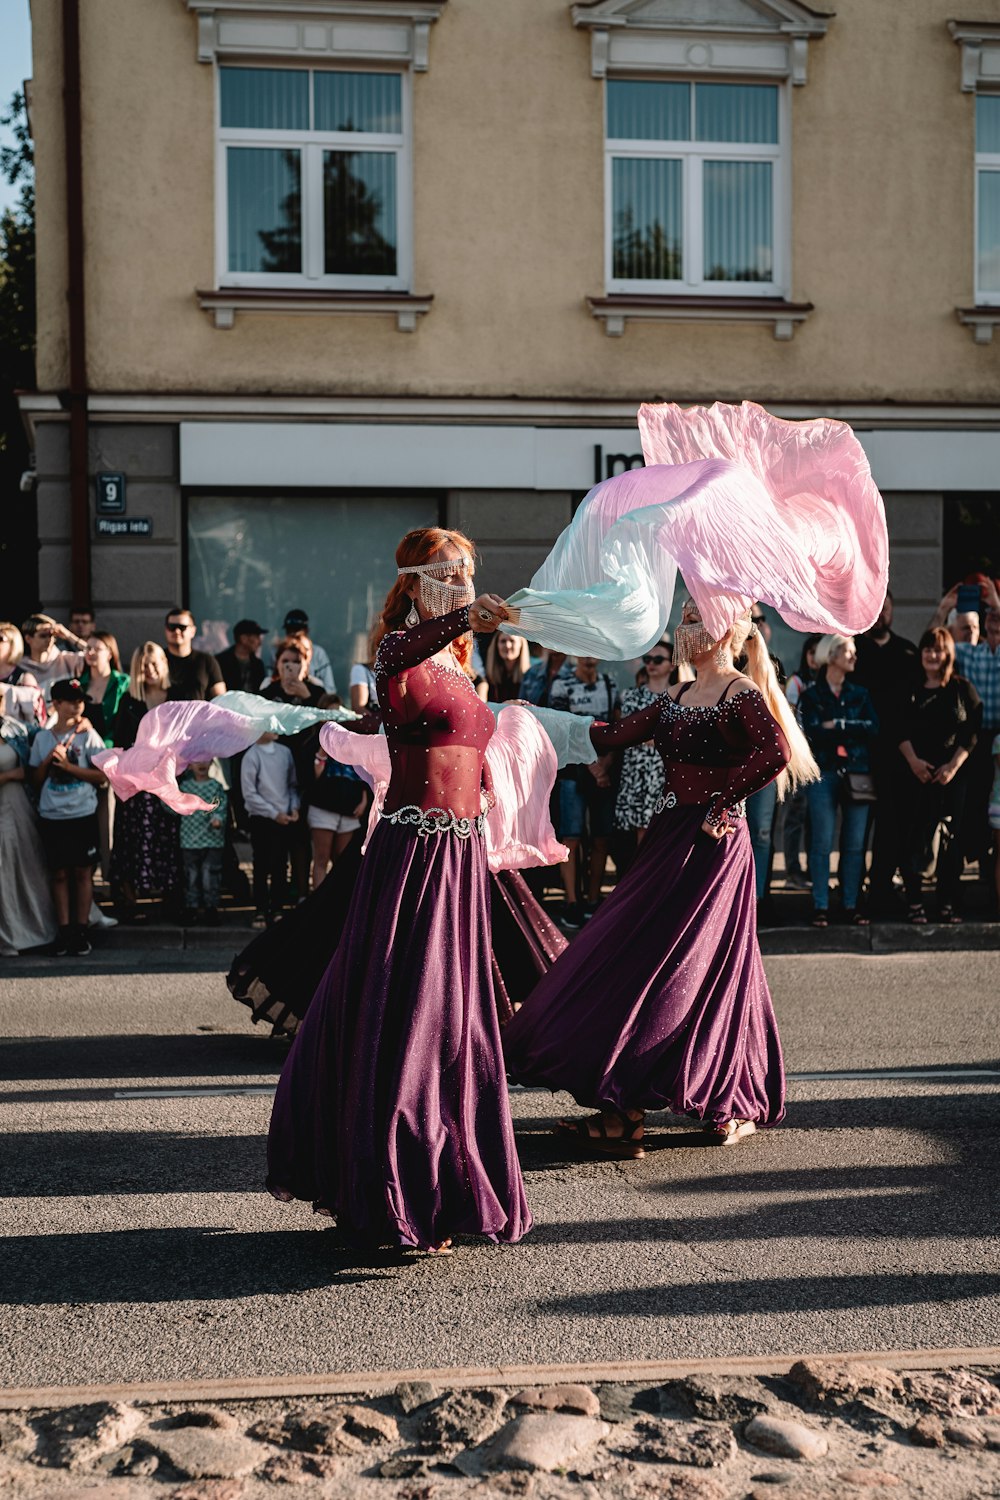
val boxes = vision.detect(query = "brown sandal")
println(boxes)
[708,1120,757,1147]
[556,1108,645,1160]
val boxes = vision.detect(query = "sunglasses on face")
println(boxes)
[642,653,671,665]
[166,622,191,632]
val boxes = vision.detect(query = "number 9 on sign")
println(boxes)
[95,472,126,515]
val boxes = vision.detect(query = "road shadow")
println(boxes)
[529,1269,1000,1320]
[3,1132,267,1197]
[3,1227,407,1305]
[0,1033,283,1082]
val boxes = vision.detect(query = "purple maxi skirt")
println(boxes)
[503,803,785,1127]
[266,819,532,1249]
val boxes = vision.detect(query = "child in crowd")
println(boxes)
[29,678,107,956]
[178,760,227,925]
[241,731,299,928]
[309,693,369,889]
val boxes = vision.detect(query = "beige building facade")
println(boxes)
[20,0,1000,678]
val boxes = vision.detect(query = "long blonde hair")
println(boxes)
[485,631,530,691]
[731,616,819,799]
[129,642,170,700]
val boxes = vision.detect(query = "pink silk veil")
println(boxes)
[508,400,889,650]
[93,694,356,815]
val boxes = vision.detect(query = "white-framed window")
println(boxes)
[216,65,410,291]
[605,79,788,297]
[976,93,1000,305]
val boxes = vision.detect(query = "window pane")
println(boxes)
[607,80,690,141]
[696,83,778,144]
[612,157,682,280]
[978,170,1000,291]
[227,147,301,273]
[314,71,402,133]
[704,161,772,282]
[188,494,439,697]
[977,95,1000,154]
[220,67,308,130]
[324,152,397,275]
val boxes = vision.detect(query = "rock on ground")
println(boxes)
[744,1413,829,1461]
[456,1412,610,1475]
[395,1380,438,1415]
[419,1388,509,1453]
[247,1400,397,1456]
[510,1384,601,1418]
[34,1402,144,1470]
[144,1428,262,1480]
[656,1376,772,1423]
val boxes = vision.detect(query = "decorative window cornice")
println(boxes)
[587,292,813,338]
[948,20,1000,91]
[196,286,433,330]
[185,1,447,71]
[571,0,833,84]
[956,305,1000,343]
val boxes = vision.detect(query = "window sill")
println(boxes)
[587,294,814,340]
[956,306,1000,344]
[196,288,434,332]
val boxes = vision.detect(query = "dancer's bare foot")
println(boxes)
[426,1238,453,1255]
[709,1119,756,1146]
[556,1108,645,1159]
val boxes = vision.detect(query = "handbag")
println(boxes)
[841,770,877,803]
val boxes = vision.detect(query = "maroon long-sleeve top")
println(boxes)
[590,680,791,825]
[374,606,495,820]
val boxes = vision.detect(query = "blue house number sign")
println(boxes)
[96,472,126,514]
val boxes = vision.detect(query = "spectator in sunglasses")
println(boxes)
[163,608,225,701]
[18,614,88,701]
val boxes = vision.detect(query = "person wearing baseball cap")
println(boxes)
[28,679,108,956]
[277,608,335,693]
[217,620,267,696]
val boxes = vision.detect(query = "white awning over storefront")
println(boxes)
[179,419,1000,493]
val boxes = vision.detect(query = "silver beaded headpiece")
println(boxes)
[398,558,475,619]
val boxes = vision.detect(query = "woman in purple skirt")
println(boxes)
[503,599,818,1157]
[266,528,531,1253]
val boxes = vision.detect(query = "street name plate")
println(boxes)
[95,517,153,537]
[95,472,126,514]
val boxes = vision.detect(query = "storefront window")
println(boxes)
[187,494,439,690]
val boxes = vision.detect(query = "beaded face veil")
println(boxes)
[400,558,476,620]
[674,598,756,667]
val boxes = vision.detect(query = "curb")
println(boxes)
[27,919,1000,959]
[759,921,1000,955]
[3,1346,999,1412]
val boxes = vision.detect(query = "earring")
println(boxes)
[405,602,420,629]
[714,643,730,670]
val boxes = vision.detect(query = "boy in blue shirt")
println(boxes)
[29,678,107,956]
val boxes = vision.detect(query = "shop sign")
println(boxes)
[95,472,126,514]
[95,517,152,537]
[593,445,645,484]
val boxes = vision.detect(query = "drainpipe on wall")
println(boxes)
[62,0,90,606]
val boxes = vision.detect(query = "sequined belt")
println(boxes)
[381,804,486,839]
[653,790,746,819]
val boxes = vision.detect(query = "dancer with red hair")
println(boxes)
[266,528,532,1252]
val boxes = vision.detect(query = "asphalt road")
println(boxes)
[2,950,998,1389]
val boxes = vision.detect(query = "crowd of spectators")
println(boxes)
[2,579,999,958]
[0,603,368,956]
[524,582,1000,933]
